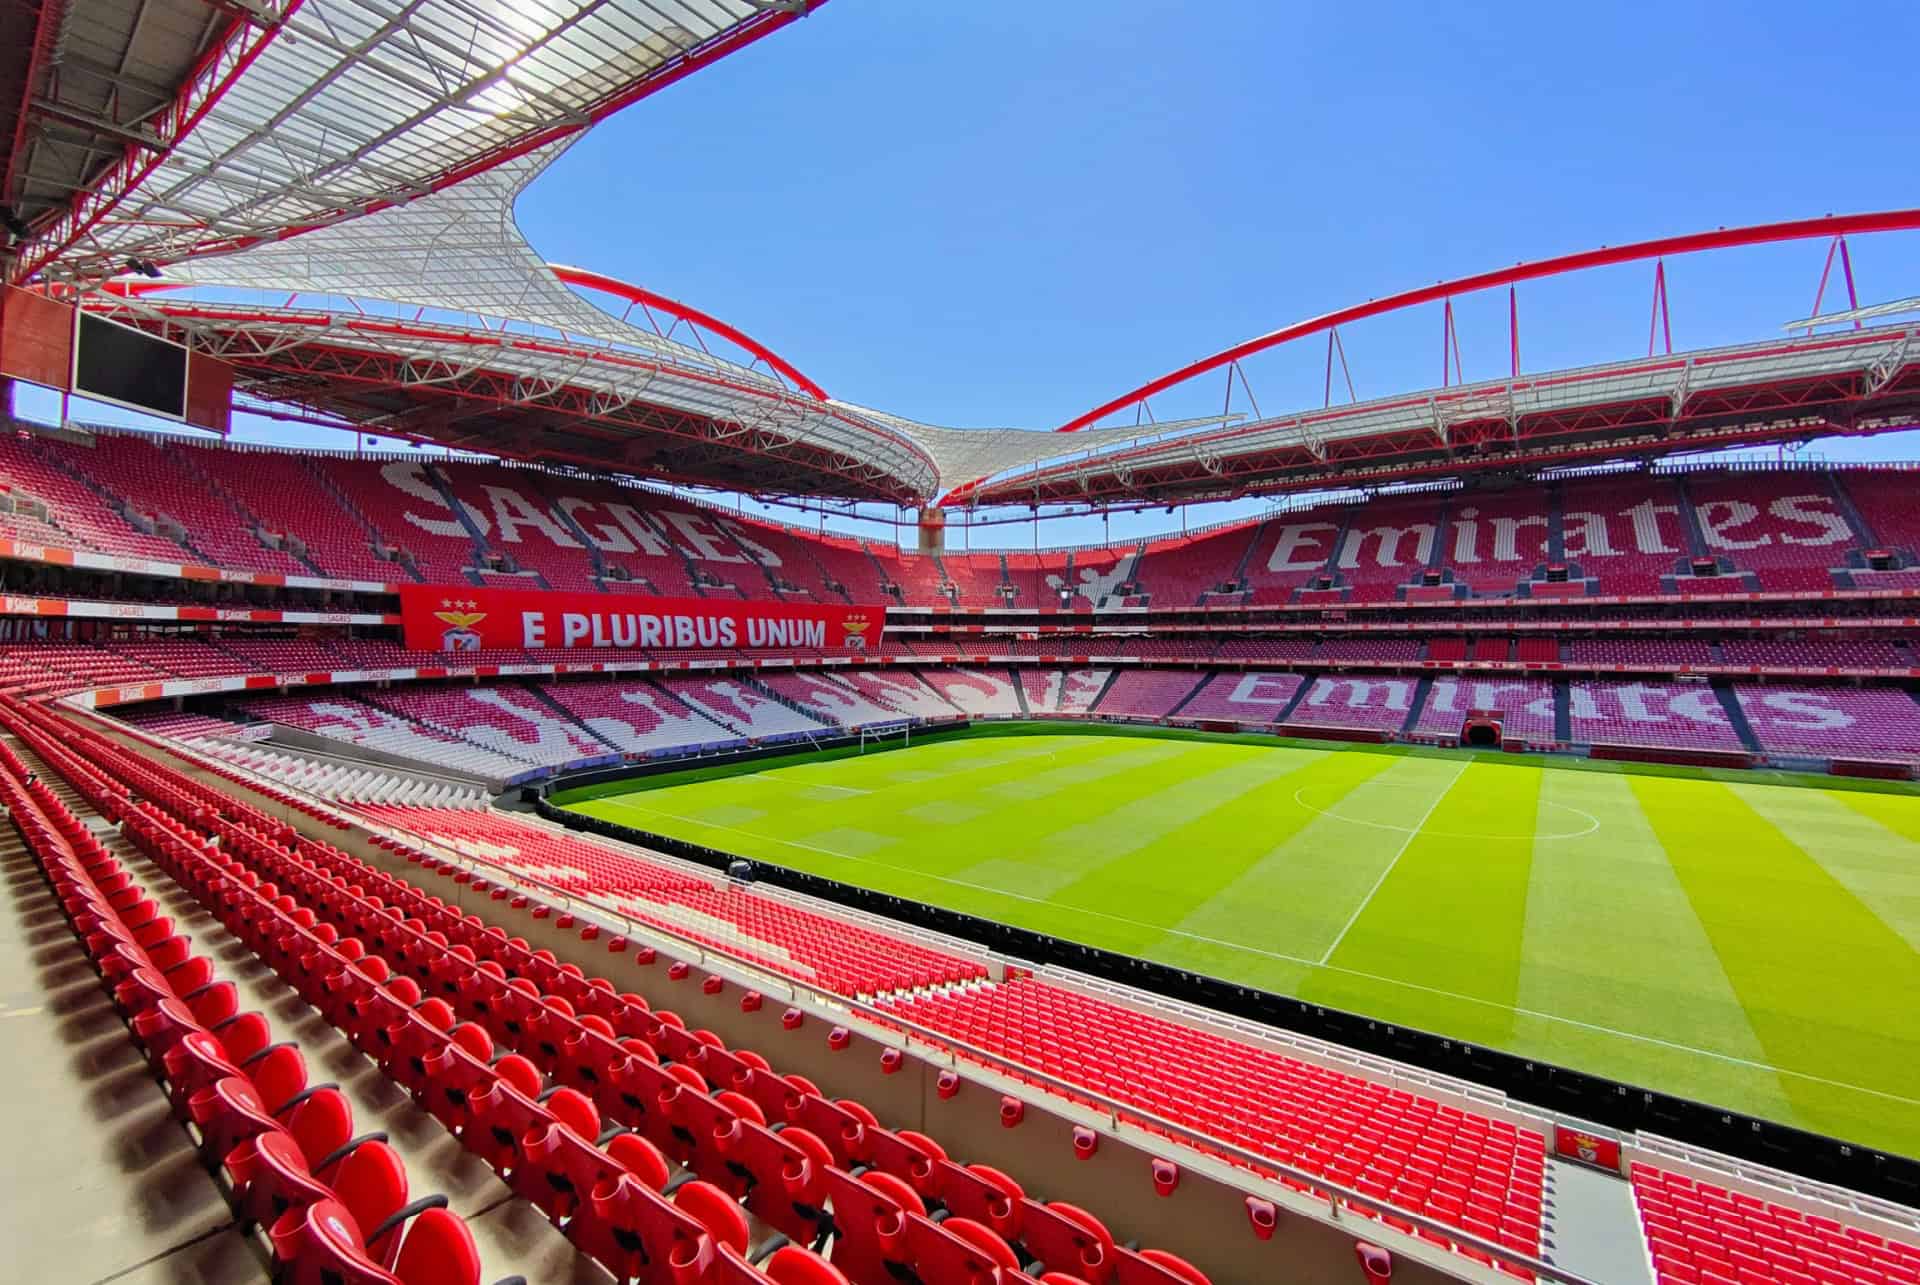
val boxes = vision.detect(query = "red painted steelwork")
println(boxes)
[549,263,828,401]
[1052,208,1920,434]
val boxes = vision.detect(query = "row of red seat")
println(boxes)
[1632,1164,1920,1285]
[881,980,1545,1270]
[0,724,494,1285]
[362,807,990,998]
[6,694,854,1285]
[23,698,1219,1285]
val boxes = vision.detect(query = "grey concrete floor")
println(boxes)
[0,831,264,1285]
[2,746,605,1285]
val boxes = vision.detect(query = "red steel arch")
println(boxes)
[549,263,829,402]
[1054,208,1920,433]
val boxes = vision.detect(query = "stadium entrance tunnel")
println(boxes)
[1462,716,1504,748]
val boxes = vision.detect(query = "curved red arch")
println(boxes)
[548,263,828,402]
[1054,208,1920,433]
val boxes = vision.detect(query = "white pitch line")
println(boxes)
[1317,760,1470,965]
[593,789,1920,1111]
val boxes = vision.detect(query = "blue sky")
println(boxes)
[18,0,1920,547]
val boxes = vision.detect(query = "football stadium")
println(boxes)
[0,3,1917,1285]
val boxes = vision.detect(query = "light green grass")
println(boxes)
[558,730,1920,1160]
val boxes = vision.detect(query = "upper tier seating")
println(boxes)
[1133,525,1261,606]
[1631,1162,1920,1285]
[882,978,1547,1259]
[1555,476,1694,596]
[1563,681,1745,751]
[939,552,1010,606]
[1735,685,1920,759]
[537,679,739,753]
[1178,671,1305,722]
[865,545,948,605]
[0,433,192,561]
[1019,668,1111,714]
[1413,678,1555,741]
[1002,551,1059,608]
[314,457,484,585]
[1686,472,1855,592]
[1093,669,1205,718]
[1059,544,1133,608]
[1834,470,1920,556]
[437,462,604,592]
[35,433,313,574]
[13,429,1917,613]
[1446,490,1553,595]
[181,447,404,581]
[1324,496,1450,603]
[1846,568,1920,590]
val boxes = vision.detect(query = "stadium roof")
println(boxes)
[4,0,820,285]
[12,3,1920,507]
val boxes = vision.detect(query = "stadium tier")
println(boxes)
[6,538,1920,1283]
[13,5,1920,1281]
[879,978,1549,1256]
[9,429,1920,610]
[1631,1163,1920,1285]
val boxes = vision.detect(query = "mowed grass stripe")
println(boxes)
[957,746,1328,904]
[1305,759,1537,1047]
[1630,776,1920,1152]
[580,737,1227,918]
[816,737,1244,881]
[1512,771,1798,1125]
[1034,745,1398,958]
[615,735,1145,873]
[1153,752,1442,994]
[1781,788,1920,951]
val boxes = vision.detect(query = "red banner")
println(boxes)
[399,585,885,654]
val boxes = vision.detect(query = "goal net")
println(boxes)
[858,721,912,753]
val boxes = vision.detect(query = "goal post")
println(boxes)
[858,720,912,753]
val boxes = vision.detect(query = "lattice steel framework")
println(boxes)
[13,0,823,285]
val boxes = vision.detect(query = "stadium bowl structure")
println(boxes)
[2,2,1920,1284]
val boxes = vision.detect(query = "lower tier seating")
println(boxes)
[7,695,1211,1285]
[1631,1163,1920,1285]
[881,978,1547,1265]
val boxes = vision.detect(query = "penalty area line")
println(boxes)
[586,794,1919,1111]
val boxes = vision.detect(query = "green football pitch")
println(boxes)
[554,726,1920,1160]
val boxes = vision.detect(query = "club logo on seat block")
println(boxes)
[841,612,871,652]
[433,599,487,651]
